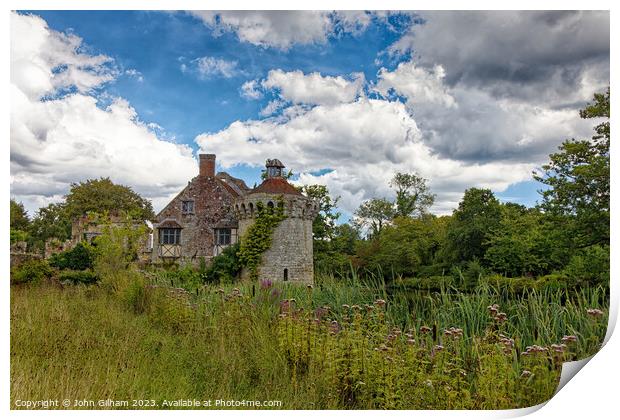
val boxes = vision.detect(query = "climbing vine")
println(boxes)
[237,198,286,281]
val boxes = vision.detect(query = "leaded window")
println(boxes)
[182,200,194,214]
[215,228,231,246]
[160,228,181,245]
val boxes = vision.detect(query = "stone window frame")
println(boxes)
[181,200,195,214]
[160,228,181,245]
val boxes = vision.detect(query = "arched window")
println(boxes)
[241,203,246,215]
[283,268,289,281]
[249,202,254,216]
[267,201,274,209]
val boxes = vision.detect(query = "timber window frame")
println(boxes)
[159,228,181,245]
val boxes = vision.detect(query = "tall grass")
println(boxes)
[10,271,608,410]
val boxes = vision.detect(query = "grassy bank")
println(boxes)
[10,276,608,410]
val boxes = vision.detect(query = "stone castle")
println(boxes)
[151,154,318,283]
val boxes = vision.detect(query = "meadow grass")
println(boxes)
[10,274,608,410]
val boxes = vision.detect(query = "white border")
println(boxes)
[2,1,617,419]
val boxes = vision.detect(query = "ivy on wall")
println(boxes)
[237,199,286,281]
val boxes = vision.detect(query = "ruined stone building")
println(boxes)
[151,155,318,283]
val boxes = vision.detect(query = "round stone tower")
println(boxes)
[234,159,319,283]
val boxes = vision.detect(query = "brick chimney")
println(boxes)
[199,154,216,177]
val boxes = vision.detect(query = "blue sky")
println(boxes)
[10,11,609,220]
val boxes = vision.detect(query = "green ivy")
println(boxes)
[237,199,286,281]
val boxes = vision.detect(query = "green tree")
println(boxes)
[353,198,395,238]
[301,184,341,242]
[10,199,30,231]
[363,215,448,278]
[484,204,555,277]
[389,172,435,218]
[28,203,72,251]
[444,188,502,264]
[93,213,148,292]
[65,178,154,221]
[534,87,610,248]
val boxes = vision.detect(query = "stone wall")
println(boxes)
[260,217,314,283]
[152,175,241,263]
[236,192,318,284]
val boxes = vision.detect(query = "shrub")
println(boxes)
[155,264,203,291]
[202,243,241,284]
[49,242,96,271]
[10,229,29,245]
[11,259,53,285]
[415,262,449,278]
[482,274,537,293]
[452,259,486,290]
[562,245,609,287]
[121,273,148,314]
[536,273,569,290]
[58,270,99,285]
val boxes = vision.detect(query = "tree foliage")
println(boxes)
[301,184,341,242]
[65,177,154,221]
[353,198,395,238]
[484,204,552,277]
[390,172,435,218]
[358,215,448,277]
[534,87,610,248]
[10,199,30,231]
[27,203,72,251]
[444,188,502,264]
[92,213,148,293]
[49,242,96,271]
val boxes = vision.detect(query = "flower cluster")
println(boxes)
[561,335,578,344]
[550,343,567,354]
[420,325,432,334]
[443,327,464,340]
[498,334,515,354]
[521,345,548,356]
[587,308,604,317]
[487,304,508,323]
[374,299,386,308]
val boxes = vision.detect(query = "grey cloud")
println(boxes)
[394,11,609,104]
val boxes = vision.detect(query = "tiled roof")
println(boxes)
[157,219,182,228]
[250,177,302,196]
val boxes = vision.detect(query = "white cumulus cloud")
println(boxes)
[196,98,535,215]
[10,12,198,214]
[261,69,366,106]
[189,11,373,50]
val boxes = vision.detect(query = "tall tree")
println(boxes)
[389,172,435,218]
[300,184,341,242]
[10,199,29,231]
[484,204,555,277]
[534,87,610,248]
[28,203,72,250]
[65,178,154,221]
[354,198,395,238]
[444,188,502,264]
